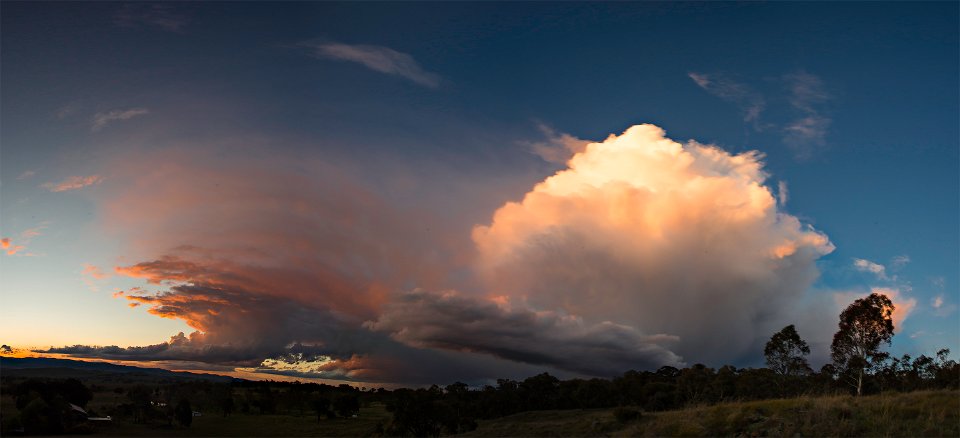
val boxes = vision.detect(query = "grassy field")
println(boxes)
[463,390,960,437]
[93,404,392,437]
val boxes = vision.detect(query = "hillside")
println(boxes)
[463,390,960,437]
[0,357,235,382]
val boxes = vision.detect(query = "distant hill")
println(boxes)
[0,356,237,383]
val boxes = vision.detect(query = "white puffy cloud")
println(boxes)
[853,258,887,280]
[471,124,834,364]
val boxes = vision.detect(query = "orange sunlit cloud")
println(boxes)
[41,175,103,192]
[833,288,916,333]
[82,264,110,280]
[3,237,27,256]
[470,124,834,362]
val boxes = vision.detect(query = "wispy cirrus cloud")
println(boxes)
[688,72,766,124]
[91,108,149,132]
[41,175,103,192]
[114,4,189,33]
[890,255,910,269]
[306,42,442,88]
[783,71,832,158]
[524,123,591,164]
[82,264,111,292]
[777,181,789,206]
[16,170,36,180]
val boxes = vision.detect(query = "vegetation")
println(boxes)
[831,292,896,396]
[1,291,956,436]
[463,390,959,437]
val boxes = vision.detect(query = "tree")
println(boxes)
[311,395,332,422]
[175,399,193,428]
[764,325,812,377]
[332,393,360,418]
[830,292,895,396]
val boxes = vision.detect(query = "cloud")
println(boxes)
[83,264,109,280]
[833,287,916,333]
[368,289,683,376]
[18,222,49,242]
[932,295,944,309]
[782,72,832,157]
[55,123,843,382]
[307,42,441,88]
[853,258,887,280]
[525,124,591,164]
[931,294,957,317]
[1,238,27,256]
[82,264,111,291]
[688,72,766,124]
[17,170,36,180]
[114,4,189,32]
[472,124,834,364]
[890,255,910,269]
[91,108,149,132]
[41,175,103,192]
[71,147,492,381]
[777,181,789,206]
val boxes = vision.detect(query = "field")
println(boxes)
[464,390,960,437]
[2,360,956,437]
[91,404,392,437]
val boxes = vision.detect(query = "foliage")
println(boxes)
[764,324,812,376]
[175,399,193,428]
[831,292,895,395]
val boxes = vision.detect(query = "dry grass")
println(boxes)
[466,390,959,437]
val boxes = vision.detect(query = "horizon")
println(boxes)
[1,2,957,387]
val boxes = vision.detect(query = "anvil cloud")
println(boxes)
[54,124,836,382]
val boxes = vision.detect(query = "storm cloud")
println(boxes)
[472,125,834,364]
[46,124,837,383]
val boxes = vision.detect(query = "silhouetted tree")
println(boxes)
[765,325,812,377]
[333,393,360,417]
[175,399,193,428]
[311,395,333,422]
[830,292,895,396]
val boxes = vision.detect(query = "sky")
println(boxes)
[1,2,957,386]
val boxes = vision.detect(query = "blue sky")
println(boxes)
[1,2,956,384]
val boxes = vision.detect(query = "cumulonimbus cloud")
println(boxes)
[472,124,834,364]
[47,124,840,382]
[307,42,441,88]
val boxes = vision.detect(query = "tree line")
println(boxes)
[2,292,956,436]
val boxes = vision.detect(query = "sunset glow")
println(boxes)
[1,2,956,387]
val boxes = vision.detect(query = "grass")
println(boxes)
[464,390,960,437]
[94,404,391,437]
